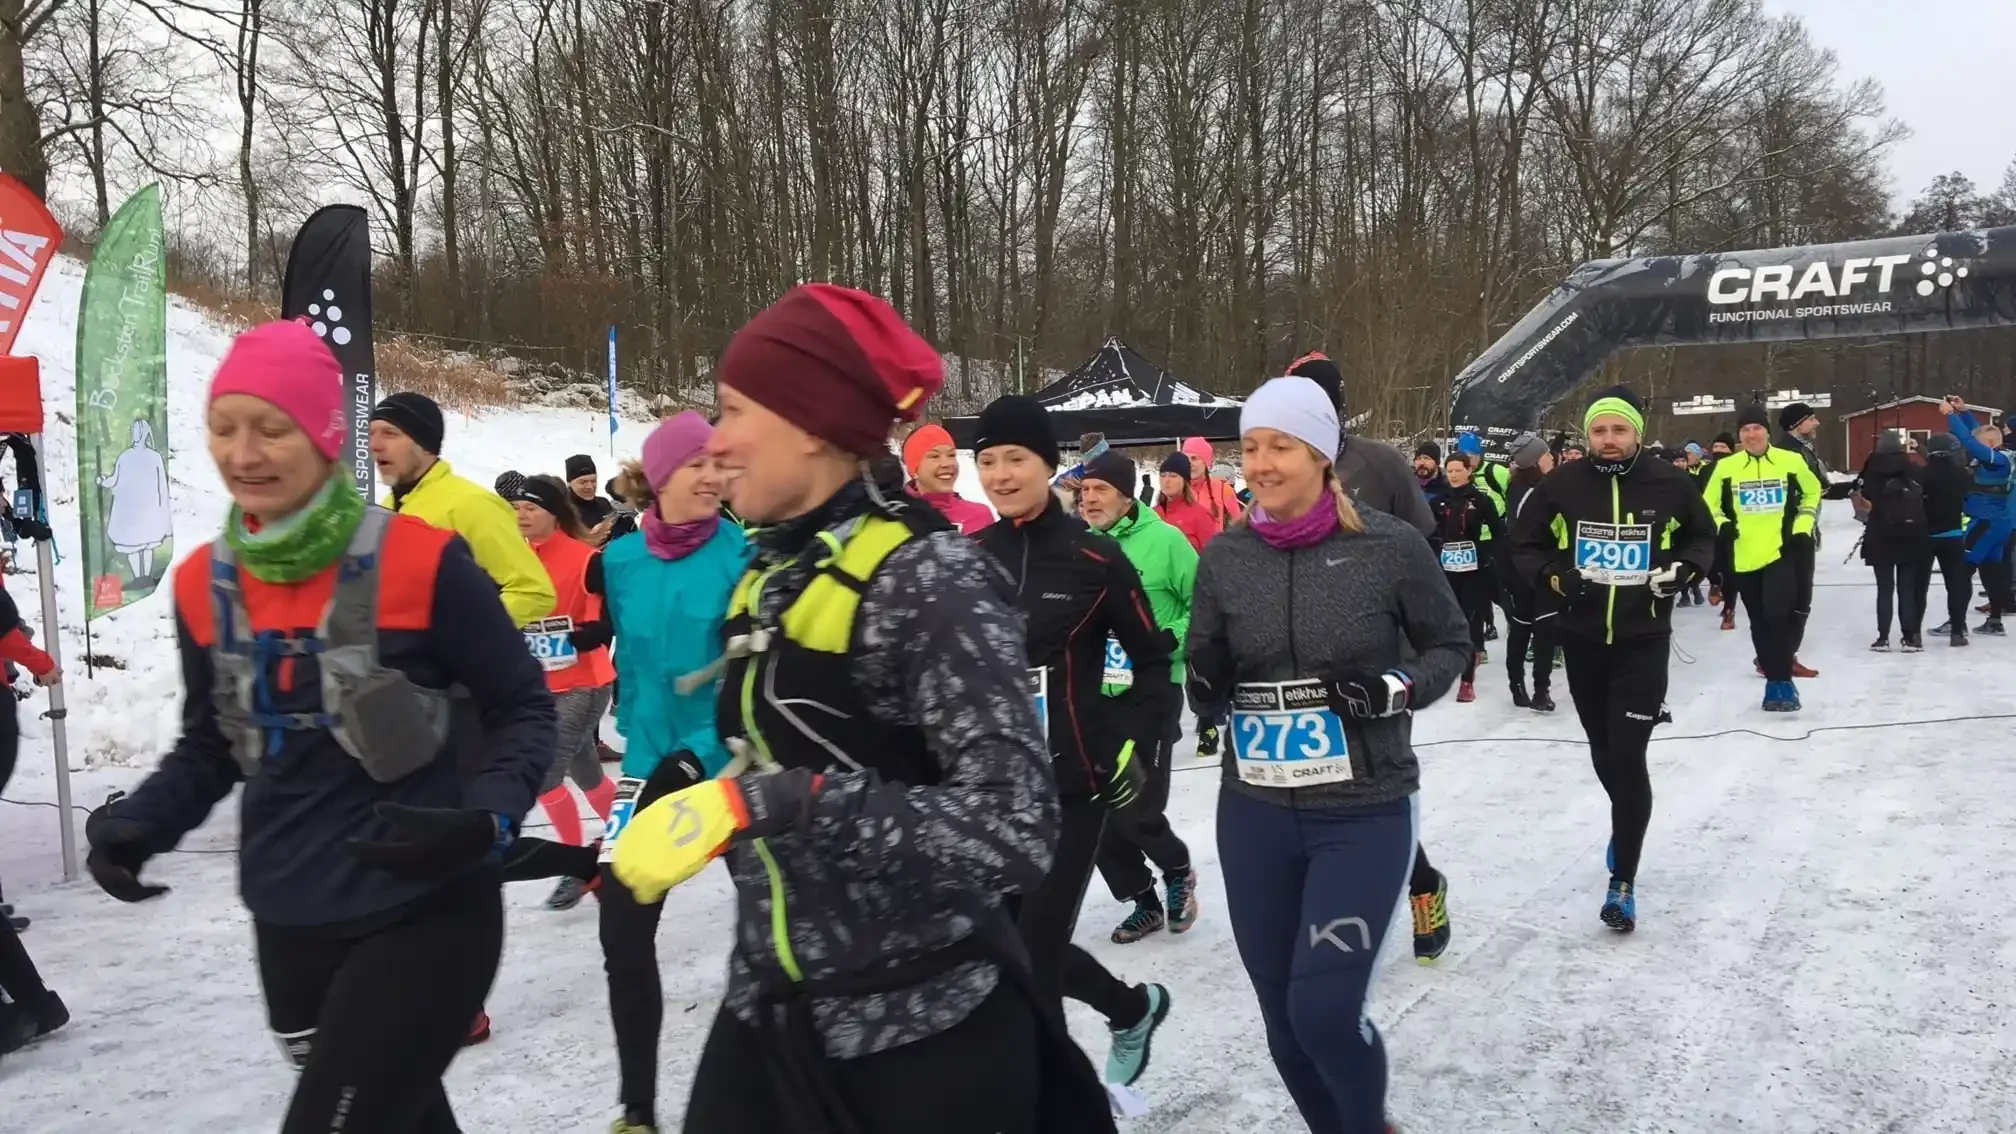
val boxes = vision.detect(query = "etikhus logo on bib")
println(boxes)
[1705,245,1968,325]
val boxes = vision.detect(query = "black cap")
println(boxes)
[494,470,525,498]
[1712,432,1736,449]
[565,454,596,481]
[1415,441,1442,462]
[1737,402,1771,430]
[1082,452,1135,492]
[972,395,1061,469]
[1158,451,1192,480]
[510,474,574,521]
[1288,353,1346,420]
[1777,402,1814,434]
[371,392,445,455]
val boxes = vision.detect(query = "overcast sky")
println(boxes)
[1765,0,2016,206]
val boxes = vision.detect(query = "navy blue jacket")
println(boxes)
[113,515,556,926]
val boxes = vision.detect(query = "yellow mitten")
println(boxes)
[610,779,750,903]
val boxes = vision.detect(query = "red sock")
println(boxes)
[583,777,616,823]
[539,787,584,846]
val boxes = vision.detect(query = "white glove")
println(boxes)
[1647,563,1688,599]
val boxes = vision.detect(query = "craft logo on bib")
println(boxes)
[1103,636,1134,688]
[1439,541,1479,572]
[597,777,646,863]
[1228,679,1353,788]
[1027,667,1049,743]
[523,615,578,671]
[1736,478,1788,513]
[1573,521,1652,586]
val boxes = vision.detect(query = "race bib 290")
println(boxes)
[1574,522,1652,587]
[1103,636,1134,688]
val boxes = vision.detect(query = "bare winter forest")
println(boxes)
[4,0,2016,439]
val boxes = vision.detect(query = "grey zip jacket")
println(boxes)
[1187,506,1472,808]
[1337,437,1436,536]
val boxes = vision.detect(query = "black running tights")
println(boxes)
[1445,570,1489,682]
[1503,618,1556,693]
[601,862,668,1118]
[1012,795,1147,1030]
[1737,558,1797,682]
[681,983,1043,1134]
[1872,557,1928,639]
[1924,538,1974,632]
[256,872,502,1134]
[1561,636,1668,885]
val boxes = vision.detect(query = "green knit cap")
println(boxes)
[1584,394,1645,436]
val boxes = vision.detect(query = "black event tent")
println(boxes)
[945,339,1242,448]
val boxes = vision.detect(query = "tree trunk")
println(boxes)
[0,0,48,203]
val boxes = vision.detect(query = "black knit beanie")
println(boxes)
[1737,402,1771,431]
[1288,354,1346,420]
[565,454,596,482]
[1158,451,1192,480]
[972,395,1061,469]
[509,474,575,523]
[1082,452,1136,493]
[371,392,445,455]
[1415,441,1442,462]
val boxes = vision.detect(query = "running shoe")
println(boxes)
[546,876,589,911]
[1196,726,1220,759]
[1930,620,1953,636]
[1977,618,2006,636]
[1530,689,1555,713]
[1475,648,1489,665]
[1763,680,1800,712]
[1708,584,1722,605]
[1110,897,1166,944]
[1165,868,1199,935]
[1456,680,1476,703]
[1509,680,1531,708]
[1870,636,1890,652]
[1902,634,1924,652]
[610,1112,656,1134]
[0,1003,37,1055]
[1721,607,1737,631]
[1790,658,1819,678]
[1484,622,1499,642]
[465,1011,492,1047]
[1600,880,1636,933]
[1951,631,1970,648]
[1979,601,1994,614]
[1411,874,1451,964]
[1105,984,1172,1086]
[6,913,24,932]
[1677,589,1694,607]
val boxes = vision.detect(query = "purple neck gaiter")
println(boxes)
[1249,496,1341,551]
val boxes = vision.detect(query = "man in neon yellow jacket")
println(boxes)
[370,392,555,626]
[1701,402,1822,712]
[369,391,557,1049]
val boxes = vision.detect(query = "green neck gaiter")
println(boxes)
[224,477,368,584]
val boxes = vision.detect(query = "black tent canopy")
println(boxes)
[946,339,1242,448]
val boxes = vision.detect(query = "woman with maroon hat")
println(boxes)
[608,285,1111,1134]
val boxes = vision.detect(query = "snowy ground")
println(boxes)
[8,505,2016,1133]
[5,262,2015,1130]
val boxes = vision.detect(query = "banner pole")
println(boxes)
[30,432,76,881]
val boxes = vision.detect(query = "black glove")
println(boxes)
[1327,669,1412,720]
[639,750,707,811]
[1545,565,1588,603]
[347,804,505,880]
[1789,531,1815,553]
[84,805,169,903]
[499,837,599,883]
[1093,740,1149,810]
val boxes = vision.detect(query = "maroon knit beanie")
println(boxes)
[715,284,943,457]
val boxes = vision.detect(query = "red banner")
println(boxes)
[0,175,63,357]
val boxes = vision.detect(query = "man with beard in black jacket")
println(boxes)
[972,395,1181,1089]
[1511,386,1716,936]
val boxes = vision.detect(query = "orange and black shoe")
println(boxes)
[1410,873,1451,964]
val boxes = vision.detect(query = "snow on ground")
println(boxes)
[9,501,2014,1132]
[4,265,2013,1130]
[2,255,656,774]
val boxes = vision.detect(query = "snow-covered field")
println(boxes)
[3,262,2014,1131]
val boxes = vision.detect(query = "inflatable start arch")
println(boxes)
[1448,226,2016,429]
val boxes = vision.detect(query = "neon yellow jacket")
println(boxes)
[387,459,557,624]
[1702,447,1823,573]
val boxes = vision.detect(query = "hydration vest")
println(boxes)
[718,509,937,787]
[209,506,452,783]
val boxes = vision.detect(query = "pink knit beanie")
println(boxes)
[208,320,348,461]
[642,411,713,491]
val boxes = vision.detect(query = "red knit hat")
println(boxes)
[715,285,943,457]
[902,423,955,475]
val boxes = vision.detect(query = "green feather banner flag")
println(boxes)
[77,183,171,619]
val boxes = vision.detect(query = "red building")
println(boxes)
[1841,396,2002,470]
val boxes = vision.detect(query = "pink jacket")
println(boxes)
[1156,494,1222,553]
[913,489,996,535]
